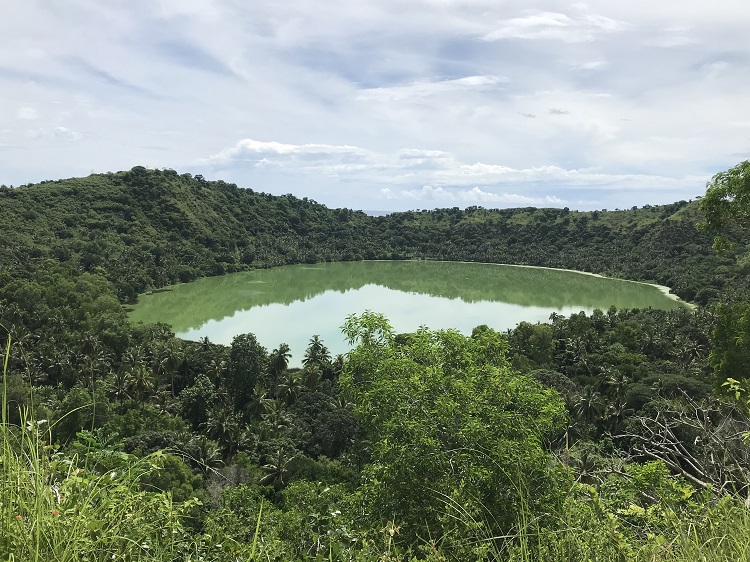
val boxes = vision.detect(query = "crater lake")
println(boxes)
[128,260,687,363]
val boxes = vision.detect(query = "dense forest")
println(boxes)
[2,162,750,560]
[2,166,748,304]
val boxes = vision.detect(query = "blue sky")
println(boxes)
[1,1,749,212]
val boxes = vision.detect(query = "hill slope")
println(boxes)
[1,166,747,304]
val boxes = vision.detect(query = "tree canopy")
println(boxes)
[699,160,750,250]
[340,312,567,554]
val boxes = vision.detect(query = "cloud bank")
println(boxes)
[1,1,748,210]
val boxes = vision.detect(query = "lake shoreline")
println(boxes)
[130,260,692,362]
[369,259,693,309]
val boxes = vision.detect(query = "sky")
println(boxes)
[1,1,749,213]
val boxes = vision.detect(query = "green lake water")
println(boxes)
[128,260,687,364]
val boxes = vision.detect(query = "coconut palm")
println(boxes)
[302,364,322,392]
[303,335,331,371]
[188,435,225,474]
[268,343,291,396]
[121,345,147,371]
[260,399,292,437]
[674,335,707,369]
[204,406,242,459]
[259,448,296,490]
[107,369,130,403]
[575,386,606,424]
[603,368,630,405]
[207,358,227,387]
[278,369,302,405]
[154,340,183,396]
[82,348,112,391]
[126,363,155,406]
[245,383,271,420]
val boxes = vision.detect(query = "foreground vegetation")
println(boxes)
[2,161,750,559]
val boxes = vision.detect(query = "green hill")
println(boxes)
[1,166,747,305]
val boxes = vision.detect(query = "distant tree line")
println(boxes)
[1,166,748,306]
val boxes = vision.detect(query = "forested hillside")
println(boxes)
[2,166,747,304]
[3,164,750,560]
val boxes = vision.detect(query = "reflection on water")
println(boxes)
[129,261,686,365]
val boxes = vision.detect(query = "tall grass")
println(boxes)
[424,457,750,562]
[500,487,750,562]
[0,334,194,561]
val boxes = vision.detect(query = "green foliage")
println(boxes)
[53,383,111,443]
[341,312,568,553]
[509,470,750,562]
[227,333,268,410]
[2,166,747,315]
[711,300,750,385]
[0,349,201,561]
[5,163,750,559]
[278,480,362,558]
[139,453,203,503]
[699,160,750,251]
[508,321,554,370]
[179,374,217,430]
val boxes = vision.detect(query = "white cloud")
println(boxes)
[357,75,506,102]
[26,126,82,141]
[572,61,607,70]
[204,139,368,163]
[17,107,38,120]
[0,1,748,212]
[199,136,700,212]
[482,8,628,43]
[400,185,567,206]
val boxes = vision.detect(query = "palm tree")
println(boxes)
[245,383,271,420]
[188,435,224,474]
[80,334,102,357]
[44,349,72,386]
[9,325,35,361]
[278,369,302,405]
[121,345,147,371]
[674,335,707,369]
[154,340,183,396]
[207,359,227,387]
[44,348,73,386]
[302,364,322,392]
[82,349,112,391]
[126,364,155,406]
[268,343,291,396]
[575,387,606,424]
[563,336,595,375]
[571,448,601,485]
[27,358,48,386]
[152,386,175,414]
[259,448,296,490]
[107,370,130,403]
[303,335,331,372]
[260,399,291,437]
[204,406,242,459]
[330,354,345,378]
[603,368,630,406]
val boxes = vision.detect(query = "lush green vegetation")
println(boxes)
[2,166,749,304]
[2,162,750,560]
